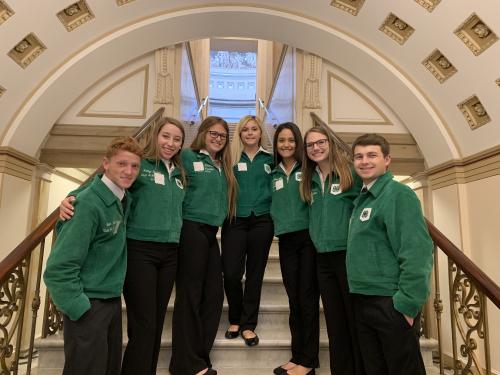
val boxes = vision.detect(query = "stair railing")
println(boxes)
[310,112,500,374]
[0,107,164,375]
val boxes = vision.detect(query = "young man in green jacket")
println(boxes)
[44,137,142,375]
[347,134,433,375]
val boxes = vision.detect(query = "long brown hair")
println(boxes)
[190,116,237,218]
[142,116,186,185]
[300,126,353,204]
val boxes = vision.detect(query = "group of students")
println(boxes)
[44,114,434,375]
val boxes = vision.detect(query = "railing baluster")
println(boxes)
[433,245,444,374]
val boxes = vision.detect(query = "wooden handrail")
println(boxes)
[427,220,500,309]
[0,107,165,284]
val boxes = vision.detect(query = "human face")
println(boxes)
[305,131,329,165]
[240,119,261,148]
[157,123,183,160]
[102,150,141,189]
[204,123,227,158]
[353,145,391,184]
[276,128,296,161]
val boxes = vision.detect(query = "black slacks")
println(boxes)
[279,229,319,368]
[221,213,274,331]
[353,295,426,375]
[169,220,224,375]
[317,251,365,375]
[122,239,178,375]
[63,298,122,375]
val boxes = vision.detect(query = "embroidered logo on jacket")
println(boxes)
[175,178,183,189]
[264,164,271,174]
[360,208,372,221]
[330,184,342,195]
[295,172,302,182]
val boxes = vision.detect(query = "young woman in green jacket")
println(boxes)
[169,116,237,375]
[59,117,186,375]
[221,115,274,346]
[271,122,319,375]
[300,125,364,375]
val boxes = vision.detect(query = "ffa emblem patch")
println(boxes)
[264,164,271,174]
[330,184,342,195]
[360,208,372,221]
[295,172,302,181]
[175,178,183,189]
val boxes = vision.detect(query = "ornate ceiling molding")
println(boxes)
[8,33,46,69]
[57,0,94,32]
[330,0,365,16]
[0,146,37,181]
[457,95,491,130]
[454,13,498,56]
[0,0,14,25]
[422,49,457,84]
[414,0,441,13]
[116,0,136,5]
[379,13,415,45]
[303,53,322,109]
[427,144,500,190]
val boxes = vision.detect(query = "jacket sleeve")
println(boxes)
[386,188,434,318]
[43,199,97,321]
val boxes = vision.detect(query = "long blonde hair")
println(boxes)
[230,115,265,165]
[142,116,186,186]
[300,126,353,204]
[190,116,237,218]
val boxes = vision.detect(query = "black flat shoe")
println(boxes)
[286,370,315,375]
[242,331,259,346]
[273,365,288,374]
[224,329,240,339]
[205,369,217,375]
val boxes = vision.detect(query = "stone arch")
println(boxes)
[2,5,459,166]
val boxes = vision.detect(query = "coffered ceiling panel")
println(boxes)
[0,0,499,165]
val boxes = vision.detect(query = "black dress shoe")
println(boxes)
[273,365,288,374]
[224,329,240,339]
[242,331,259,346]
[286,370,315,375]
[205,369,217,375]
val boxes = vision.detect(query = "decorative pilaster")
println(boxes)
[154,47,176,115]
[303,53,322,109]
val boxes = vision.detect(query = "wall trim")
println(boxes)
[0,147,38,181]
[427,144,500,190]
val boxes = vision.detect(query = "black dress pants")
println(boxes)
[317,251,365,375]
[221,213,274,331]
[279,229,319,368]
[63,298,122,375]
[169,220,224,375]
[122,239,178,375]
[353,295,426,375]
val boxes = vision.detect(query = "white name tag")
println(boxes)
[154,172,165,185]
[330,183,342,195]
[275,178,284,191]
[237,162,248,171]
[193,161,204,172]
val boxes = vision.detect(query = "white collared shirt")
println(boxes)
[200,149,221,171]
[315,166,326,194]
[101,174,125,201]
[162,159,174,177]
[279,161,297,177]
[362,179,377,192]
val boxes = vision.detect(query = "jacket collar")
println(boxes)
[361,171,393,198]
